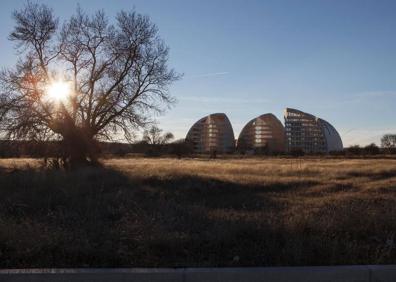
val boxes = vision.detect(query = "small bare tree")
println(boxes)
[0,2,179,166]
[381,134,396,153]
[142,125,174,145]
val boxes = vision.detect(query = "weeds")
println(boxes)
[0,157,395,267]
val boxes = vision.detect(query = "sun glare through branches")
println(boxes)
[44,80,72,104]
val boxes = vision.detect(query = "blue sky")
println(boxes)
[1,0,395,146]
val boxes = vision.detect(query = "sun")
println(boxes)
[44,81,71,103]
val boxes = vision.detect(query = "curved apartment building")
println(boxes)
[284,108,343,153]
[237,114,285,153]
[186,113,235,153]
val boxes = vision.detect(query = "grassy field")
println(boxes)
[0,157,395,268]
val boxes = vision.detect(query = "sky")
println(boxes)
[1,0,395,146]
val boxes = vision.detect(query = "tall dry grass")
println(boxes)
[0,157,395,267]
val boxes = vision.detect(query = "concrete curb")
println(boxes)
[0,265,395,282]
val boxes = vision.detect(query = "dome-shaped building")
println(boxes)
[284,108,343,153]
[186,113,235,153]
[237,114,285,153]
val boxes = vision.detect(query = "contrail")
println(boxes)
[186,72,229,78]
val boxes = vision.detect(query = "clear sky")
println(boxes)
[1,0,395,146]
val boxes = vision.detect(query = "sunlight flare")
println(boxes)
[44,80,72,103]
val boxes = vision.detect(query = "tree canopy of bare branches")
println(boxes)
[142,125,174,145]
[0,2,179,165]
[381,134,396,150]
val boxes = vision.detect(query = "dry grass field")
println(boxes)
[0,157,395,267]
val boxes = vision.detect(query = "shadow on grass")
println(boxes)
[140,175,319,211]
[0,165,395,268]
[344,169,396,181]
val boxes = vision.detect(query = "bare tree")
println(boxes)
[381,134,396,152]
[142,125,174,145]
[0,2,179,166]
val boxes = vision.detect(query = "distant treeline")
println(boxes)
[1,139,396,158]
[0,140,195,158]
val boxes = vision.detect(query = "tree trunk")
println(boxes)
[61,125,99,168]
